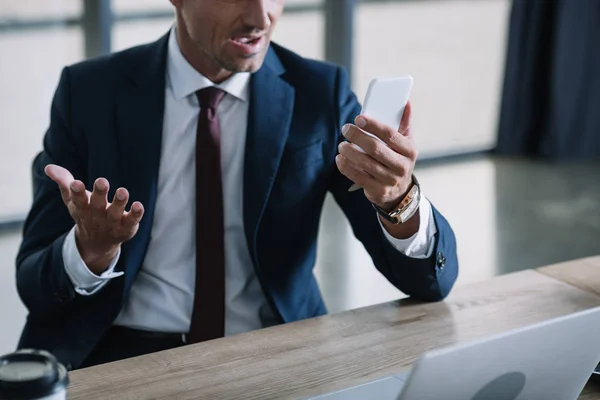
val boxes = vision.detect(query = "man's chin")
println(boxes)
[223,57,266,74]
[219,43,270,73]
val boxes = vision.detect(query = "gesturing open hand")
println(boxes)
[45,164,144,274]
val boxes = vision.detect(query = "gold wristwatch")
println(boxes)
[372,175,421,225]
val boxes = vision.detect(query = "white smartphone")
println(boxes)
[347,75,413,191]
[361,75,413,137]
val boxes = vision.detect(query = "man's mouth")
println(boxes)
[231,36,262,46]
[228,35,264,55]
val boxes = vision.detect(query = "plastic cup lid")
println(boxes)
[0,349,68,399]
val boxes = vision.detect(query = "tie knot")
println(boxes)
[196,87,226,109]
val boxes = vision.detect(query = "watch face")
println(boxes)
[399,191,420,223]
[398,185,418,209]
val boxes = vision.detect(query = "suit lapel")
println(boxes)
[244,48,295,263]
[115,33,169,295]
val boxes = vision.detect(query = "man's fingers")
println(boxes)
[338,142,398,186]
[398,100,412,136]
[69,180,89,209]
[107,188,129,224]
[123,201,144,230]
[335,154,377,191]
[90,178,109,217]
[342,125,410,171]
[45,164,75,204]
[349,111,416,159]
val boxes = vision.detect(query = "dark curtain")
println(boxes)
[496,0,600,159]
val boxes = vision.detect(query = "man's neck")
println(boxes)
[175,26,233,84]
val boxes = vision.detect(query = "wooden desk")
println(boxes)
[68,256,600,399]
[538,256,600,297]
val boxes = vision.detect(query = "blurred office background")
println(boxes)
[1,0,599,354]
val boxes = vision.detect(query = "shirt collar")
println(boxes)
[167,26,250,102]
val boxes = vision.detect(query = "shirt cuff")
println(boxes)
[62,227,123,295]
[377,196,437,259]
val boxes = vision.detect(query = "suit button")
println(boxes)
[436,252,446,268]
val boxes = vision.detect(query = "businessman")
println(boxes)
[16,0,458,370]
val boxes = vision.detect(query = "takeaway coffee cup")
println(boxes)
[0,349,68,400]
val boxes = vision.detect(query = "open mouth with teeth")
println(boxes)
[231,36,261,46]
[228,35,264,56]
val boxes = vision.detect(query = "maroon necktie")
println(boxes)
[187,87,226,344]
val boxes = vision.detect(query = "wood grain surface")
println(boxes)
[68,261,600,399]
[538,256,600,297]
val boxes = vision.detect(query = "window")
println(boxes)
[0,0,81,19]
[0,27,84,218]
[355,0,510,157]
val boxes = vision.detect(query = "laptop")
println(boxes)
[309,306,600,400]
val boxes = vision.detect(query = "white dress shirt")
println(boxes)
[62,27,437,335]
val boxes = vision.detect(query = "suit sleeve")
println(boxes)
[16,67,90,316]
[327,66,459,301]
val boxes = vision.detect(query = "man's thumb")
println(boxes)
[45,164,75,203]
[398,101,412,137]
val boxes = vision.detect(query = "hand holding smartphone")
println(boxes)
[347,75,413,191]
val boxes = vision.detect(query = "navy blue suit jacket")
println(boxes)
[16,32,458,369]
